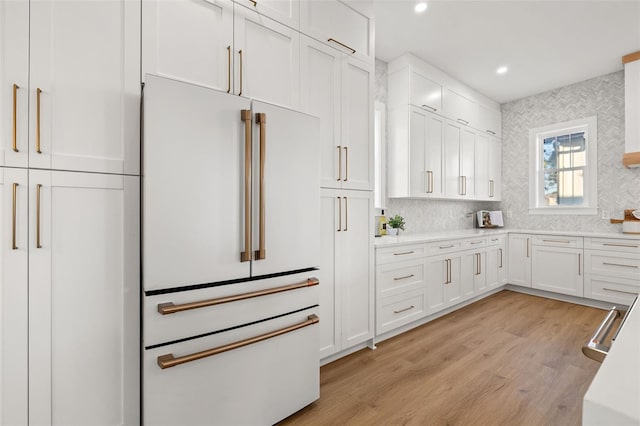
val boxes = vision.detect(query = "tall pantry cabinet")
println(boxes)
[0,1,140,425]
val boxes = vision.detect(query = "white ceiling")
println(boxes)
[374,0,640,104]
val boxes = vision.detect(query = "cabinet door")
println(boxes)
[0,168,28,426]
[532,246,583,297]
[341,56,373,191]
[475,133,490,200]
[486,243,506,289]
[426,256,446,314]
[488,137,502,200]
[445,88,477,128]
[409,107,444,198]
[478,103,502,138]
[425,113,445,197]
[338,191,373,348]
[460,128,475,198]
[29,0,140,175]
[444,122,462,198]
[0,0,29,168]
[445,256,463,306]
[300,36,342,189]
[508,234,532,287]
[235,0,300,29]
[411,71,443,113]
[28,170,139,426]
[234,6,300,109]
[142,0,234,92]
[319,191,341,358]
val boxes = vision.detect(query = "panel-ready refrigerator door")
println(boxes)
[250,100,320,277]
[143,75,252,291]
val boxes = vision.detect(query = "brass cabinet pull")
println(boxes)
[603,243,639,248]
[475,253,480,275]
[526,238,530,258]
[226,46,231,93]
[12,183,18,250]
[393,274,414,281]
[238,50,243,96]
[327,38,356,54]
[470,240,483,245]
[426,170,433,193]
[336,146,342,181]
[542,239,571,244]
[254,113,266,260]
[439,244,454,249]
[456,118,469,125]
[486,130,496,136]
[489,180,494,198]
[578,253,581,275]
[249,0,257,5]
[479,253,481,275]
[393,305,415,314]
[240,110,252,262]
[36,184,42,248]
[421,104,437,112]
[444,258,451,284]
[343,196,348,232]
[157,314,319,369]
[602,287,639,296]
[12,83,19,152]
[393,251,414,256]
[36,88,42,153]
[463,176,467,195]
[158,277,319,315]
[602,262,639,269]
[337,196,342,232]
[343,146,348,181]
[499,248,503,268]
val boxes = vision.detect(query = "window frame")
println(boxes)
[528,116,598,215]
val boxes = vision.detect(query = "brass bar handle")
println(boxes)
[238,50,243,96]
[603,243,639,248]
[499,248,503,268]
[526,238,530,258]
[393,274,414,281]
[36,184,42,248]
[327,38,356,54]
[542,239,571,244]
[337,196,342,232]
[249,0,257,6]
[582,307,620,362]
[470,240,483,245]
[459,176,463,195]
[602,262,639,269]
[255,113,266,260]
[343,196,348,232]
[158,314,319,369]
[489,180,494,198]
[393,251,414,256]
[12,183,18,250]
[226,46,231,93]
[456,118,469,125]
[343,146,348,181]
[336,146,342,181]
[603,287,639,296]
[393,305,415,314]
[158,277,319,315]
[448,258,452,284]
[486,130,496,136]
[479,253,481,275]
[421,104,437,112]
[439,244,454,249]
[475,253,480,275]
[240,110,252,262]
[578,253,581,276]
[463,176,467,195]
[12,83,19,152]
[36,88,42,154]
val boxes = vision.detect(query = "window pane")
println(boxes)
[571,132,586,167]
[543,137,557,170]
[557,168,585,205]
[544,171,558,205]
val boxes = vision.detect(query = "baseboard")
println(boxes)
[504,284,620,310]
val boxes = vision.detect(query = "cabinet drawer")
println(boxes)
[376,259,426,299]
[531,235,583,248]
[144,272,318,347]
[584,251,640,280]
[584,275,639,305]
[376,243,427,264]
[486,235,506,246]
[462,237,488,250]
[376,289,426,335]
[584,237,640,253]
[426,239,464,256]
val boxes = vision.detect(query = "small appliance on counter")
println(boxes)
[476,210,504,228]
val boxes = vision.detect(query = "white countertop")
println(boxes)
[374,229,640,248]
[583,299,640,425]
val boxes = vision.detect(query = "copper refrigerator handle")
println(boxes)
[336,146,342,181]
[157,314,319,369]
[158,277,319,315]
[12,83,19,152]
[226,46,231,93]
[36,184,42,248]
[240,110,252,262]
[36,88,42,154]
[337,196,342,232]
[254,112,266,260]
[12,183,18,250]
[238,50,243,96]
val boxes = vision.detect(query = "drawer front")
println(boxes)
[376,243,427,265]
[486,235,506,246]
[144,307,319,426]
[584,237,640,253]
[426,239,464,256]
[584,250,640,280]
[531,235,583,248]
[584,275,639,305]
[376,289,426,335]
[462,237,488,250]
[376,259,426,299]
[144,272,319,347]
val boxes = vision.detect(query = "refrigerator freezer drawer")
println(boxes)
[143,307,319,426]
[144,271,319,347]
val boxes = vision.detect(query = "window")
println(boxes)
[529,116,597,214]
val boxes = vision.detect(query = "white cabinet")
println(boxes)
[445,88,477,129]
[475,133,502,201]
[508,233,532,287]
[488,137,502,200]
[426,254,463,314]
[486,236,507,289]
[465,250,486,295]
[444,121,475,198]
[319,189,373,359]
[478,102,502,138]
[584,237,640,304]
[300,0,373,63]
[388,106,444,198]
[235,0,300,30]
[0,170,139,426]
[388,65,443,113]
[531,245,583,297]
[2,0,140,174]
[300,36,373,191]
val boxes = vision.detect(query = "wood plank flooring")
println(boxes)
[279,290,607,425]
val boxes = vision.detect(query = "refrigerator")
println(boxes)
[141,75,320,425]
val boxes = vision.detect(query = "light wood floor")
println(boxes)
[279,290,607,426]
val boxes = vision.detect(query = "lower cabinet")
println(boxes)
[486,236,507,289]
[319,189,373,359]
[508,233,531,287]
[1,168,139,425]
[531,237,584,297]
[426,253,464,314]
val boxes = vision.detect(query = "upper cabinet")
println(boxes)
[388,66,444,113]
[444,88,477,129]
[300,0,374,64]
[234,0,300,30]
[2,0,140,175]
[478,102,502,138]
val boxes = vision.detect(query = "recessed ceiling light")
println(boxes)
[415,2,428,13]
[496,66,508,75]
